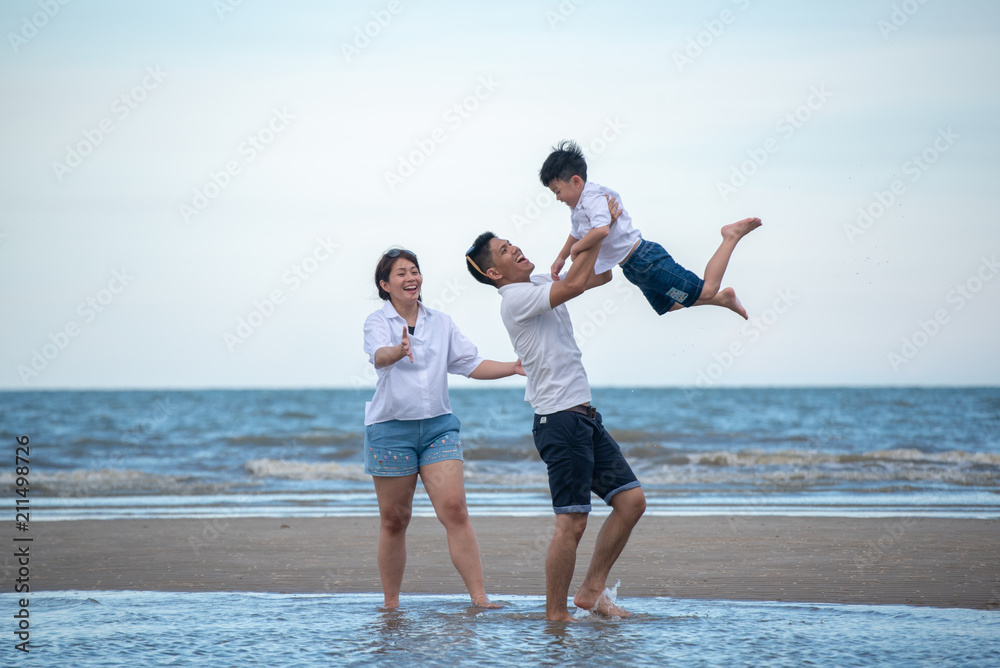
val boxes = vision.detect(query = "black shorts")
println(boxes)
[532,409,641,514]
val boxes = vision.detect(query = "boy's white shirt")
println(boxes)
[570,180,642,274]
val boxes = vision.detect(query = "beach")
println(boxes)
[26,516,1000,610]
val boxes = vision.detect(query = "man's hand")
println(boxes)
[607,195,622,223]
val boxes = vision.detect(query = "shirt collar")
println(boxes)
[381,299,428,323]
[573,180,597,212]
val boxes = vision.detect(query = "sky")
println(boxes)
[1,0,998,390]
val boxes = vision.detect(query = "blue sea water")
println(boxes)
[4,591,998,667]
[1,387,998,519]
[2,388,998,665]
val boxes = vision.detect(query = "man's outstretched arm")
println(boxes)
[548,239,602,308]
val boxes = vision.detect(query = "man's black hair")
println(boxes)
[466,231,498,287]
[539,140,587,187]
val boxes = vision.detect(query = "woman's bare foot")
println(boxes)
[471,594,503,609]
[722,217,762,241]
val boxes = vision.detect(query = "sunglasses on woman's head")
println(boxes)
[386,248,415,259]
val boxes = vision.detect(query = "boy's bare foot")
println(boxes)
[716,287,748,320]
[471,594,503,609]
[379,600,400,611]
[722,217,762,241]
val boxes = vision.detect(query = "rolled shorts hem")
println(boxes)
[553,504,592,514]
[603,480,642,504]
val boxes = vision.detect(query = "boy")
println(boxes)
[540,140,761,319]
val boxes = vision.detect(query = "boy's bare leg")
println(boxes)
[545,513,588,621]
[572,487,646,617]
[691,217,762,318]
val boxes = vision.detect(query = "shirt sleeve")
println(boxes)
[445,317,484,377]
[581,192,612,229]
[363,312,394,365]
[501,279,554,325]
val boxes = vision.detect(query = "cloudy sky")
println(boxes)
[1,0,998,390]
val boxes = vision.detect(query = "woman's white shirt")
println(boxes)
[363,300,483,425]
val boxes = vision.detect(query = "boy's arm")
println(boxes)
[548,237,604,308]
[569,194,621,260]
[569,225,610,259]
[550,234,578,281]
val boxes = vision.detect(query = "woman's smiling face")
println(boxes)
[380,258,422,305]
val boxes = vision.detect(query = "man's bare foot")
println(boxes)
[545,611,578,622]
[379,599,400,611]
[717,287,748,320]
[573,590,632,618]
[722,217,762,242]
[471,594,503,609]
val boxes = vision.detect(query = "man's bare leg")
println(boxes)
[689,217,762,319]
[545,513,588,621]
[572,487,646,616]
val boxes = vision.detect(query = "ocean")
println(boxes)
[2,387,998,520]
[2,387,999,666]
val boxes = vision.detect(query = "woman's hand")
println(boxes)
[400,325,413,363]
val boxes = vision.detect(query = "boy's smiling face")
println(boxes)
[547,175,585,209]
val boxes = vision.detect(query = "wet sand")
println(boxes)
[19,516,1000,610]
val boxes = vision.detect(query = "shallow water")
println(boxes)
[7,591,999,667]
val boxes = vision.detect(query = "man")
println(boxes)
[464,199,645,621]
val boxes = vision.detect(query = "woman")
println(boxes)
[363,248,522,609]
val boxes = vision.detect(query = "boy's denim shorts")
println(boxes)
[531,409,641,514]
[365,413,463,477]
[620,239,705,314]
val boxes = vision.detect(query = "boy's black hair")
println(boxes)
[466,231,498,287]
[539,140,587,187]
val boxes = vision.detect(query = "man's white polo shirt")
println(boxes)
[498,274,591,415]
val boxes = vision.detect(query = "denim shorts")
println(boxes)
[365,413,463,477]
[620,239,705,314]
[532,409,640,514]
